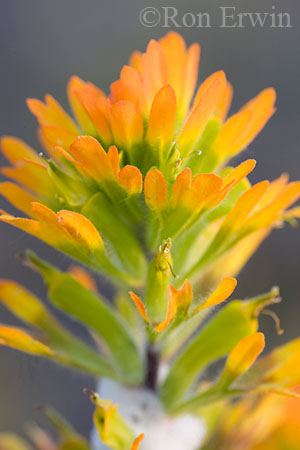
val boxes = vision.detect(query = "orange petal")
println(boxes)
[109,101,143,148]
[154,281,192,332]
[0,280,48,324]
[224,332,265,380]
[188,173,223,210]
[67,75,97,135]
[154,293,177,333]
[171,168,192,208]
[147,85,176,151]
[1,136,41,165]
[265,181,300,215]
[206,180,236,210]
[223,159,257,189]
[40,125,78,150]
[216,81,233,122]
[37,126,61,160]
[0,182,36,216]
[144,169,168,211]
[247,181,300,230]
[118,166,143,195]
[53,145,78,164]
[0,326,53,356]
[129,292,150,323]
[257,174,289,209]
[266,339,300,387]
[177,72,226,157]
[180,42,201,116]
[69,136,116,182]
[27,94,78,133]
[0,213,66,248]
[213,88,276,159]
[31,202,60,226]
[241,87,276,140]
[131,434,144,450]
[168,279,193,312]
[212,109,253,159]
[110,65,145,111]
[222,181,269,232]
[1,162,52,197]
[32,202,99,247]
[192,70,226,110]
[129,51,143,73]
[0,182,37,216]
[159,32,187,98]
[195,277,237,312]
[141,39,168,107]
[87,106,112,147]
[57,210,104,250]
[107,145,120,176]
[76,90,112,146]
[283,206,300,220]
[130,281,190,332]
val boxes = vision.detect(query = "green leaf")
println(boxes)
[115,291,145,351]
[0,280,114,377]
[82,192,147,286]
[160,309,210,360]
[28,252,144,385]
[160,300,259,411]
[41,406,90,450]
[0,433,33,450]
[172,385,241,415]
[171,178,250,279]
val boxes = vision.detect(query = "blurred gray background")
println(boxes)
[0,0,299,441]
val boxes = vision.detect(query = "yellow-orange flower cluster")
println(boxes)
[0,31,300,450]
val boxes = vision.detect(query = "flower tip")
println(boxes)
[216,70,227,83]
[266,86,277,101]
[144,169,168,210]
[119,165,143,195]
[195,277,237,313]
[224,332,266,382]
[129,291,150,323]
[270,286,280,298]
[146,38,160,53]
[132,434,144,450]
[248,158,257,169]
[68,74,83,86]
[230,277,238,289]
[0,135,11,150]
[26,97,38,113]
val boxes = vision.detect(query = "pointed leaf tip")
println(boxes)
[132,434,144,450]
[129,291,150,323]
[195,277,237,313]
[221,332,265,385]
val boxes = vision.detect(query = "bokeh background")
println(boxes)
[0,0,299,441]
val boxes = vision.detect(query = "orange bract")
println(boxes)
[131,434,144,450]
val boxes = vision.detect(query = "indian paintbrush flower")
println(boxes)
[0,31,300,449]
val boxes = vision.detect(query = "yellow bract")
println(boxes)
[0,326,53,357]
[223,332,265,381]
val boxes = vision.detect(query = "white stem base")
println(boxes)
[91,378,206,450]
